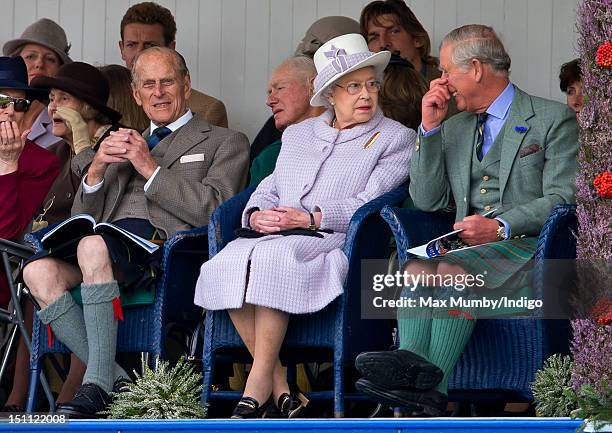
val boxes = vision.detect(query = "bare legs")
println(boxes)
[228,305,290,405]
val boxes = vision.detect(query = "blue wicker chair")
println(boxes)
[200,183,409,417]
[23,224,209,413]
[379,204,577,403]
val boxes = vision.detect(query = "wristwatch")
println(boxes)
[496,222,507,241]
[308,212,317,231]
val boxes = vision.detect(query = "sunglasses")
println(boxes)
[0,94,31,112]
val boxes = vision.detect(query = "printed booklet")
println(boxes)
[41,214,159,254]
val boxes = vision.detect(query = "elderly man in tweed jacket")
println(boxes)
[23,46,249,418]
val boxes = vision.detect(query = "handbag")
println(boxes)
[234,227,334,239]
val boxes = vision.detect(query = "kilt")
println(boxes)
[402,237,538,319]
[25,218,162,297]
[433,237,538,291]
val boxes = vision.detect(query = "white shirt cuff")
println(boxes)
[495,217,511,238]
[82,175,104,193]
[144,166,161,192]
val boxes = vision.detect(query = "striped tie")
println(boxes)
[146,126,172,149]
[475,112,488,161]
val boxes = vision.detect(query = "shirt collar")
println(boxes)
[150,109,193,133]
[486,82,514,120]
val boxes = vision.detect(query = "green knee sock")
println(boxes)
[38,291,128,389]
[80,281,121,393]
[427,315,476,394]
[38,292,89,364]
[397,294,432,359]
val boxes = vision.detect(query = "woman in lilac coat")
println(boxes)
[194,34,416,418]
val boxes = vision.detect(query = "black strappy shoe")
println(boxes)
[231,396,270,419]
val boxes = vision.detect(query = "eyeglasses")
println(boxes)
[335,80,381,95]
[0,94,31,112]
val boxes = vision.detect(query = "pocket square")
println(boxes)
[180,153,205,163]
[519,144,542,158]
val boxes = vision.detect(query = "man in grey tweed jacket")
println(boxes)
[23,46,249,417]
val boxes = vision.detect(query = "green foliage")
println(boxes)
[572,382,612,432]
[104,357,207,419]
[531,354,579,417]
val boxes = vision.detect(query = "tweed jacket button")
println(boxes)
[483,175,490,181]
[484,205,491,211]
[66,192,72,199]
[480,188,487,194]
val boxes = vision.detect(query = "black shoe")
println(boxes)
[355,378,447,417]
[355,350,443,390]
[230,396,270,419]
[111,377,133,394]
[0,404,23,413]
[56,383,111,419]
[276,392,309,418]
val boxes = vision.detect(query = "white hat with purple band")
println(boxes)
[310,33,391,107]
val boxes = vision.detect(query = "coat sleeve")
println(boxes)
[313,128,414,233]
[0,142,60,239]
[71,174,107,221]
[241,173,280,227]
[497,107,579,236]
[71,147,95,178]
[145,131,250,229]
[408,127,453,211]
[204,99,229,129]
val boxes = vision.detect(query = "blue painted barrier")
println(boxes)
[0,417,584,433]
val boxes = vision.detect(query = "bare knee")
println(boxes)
[77,235,112,282]
[436,262,467,277]
[403,259,437,276]
[23,258,71,305]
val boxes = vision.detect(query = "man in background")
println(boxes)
[249,56,323,187]
[119,1,228,128]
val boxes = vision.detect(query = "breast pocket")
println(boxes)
[519,149,545,169]
[170,157,210,179]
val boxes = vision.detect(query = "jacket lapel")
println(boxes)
[499,87,534,196]
[160,116,211,168]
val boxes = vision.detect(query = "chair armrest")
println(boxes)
[532,204,577,311]
[162,225,209,263]
[380,206,455,267]
[534,204,577,261]
[208,186,257,258]
[342,183,410,259]
[158,224,210,324]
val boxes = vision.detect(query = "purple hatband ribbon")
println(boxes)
[324,45,349,73]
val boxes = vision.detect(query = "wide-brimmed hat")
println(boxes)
[31,62,121,123]
[3,18,72,65]
[295,16,360,57]
[0,56,49,101]
[310,33,391,107]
